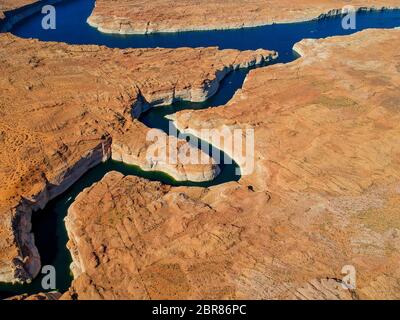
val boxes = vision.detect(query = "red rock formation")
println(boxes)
[88,0,400,34]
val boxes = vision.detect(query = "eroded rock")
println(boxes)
[5,291,61,300]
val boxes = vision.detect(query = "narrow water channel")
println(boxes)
[1,0,400,298]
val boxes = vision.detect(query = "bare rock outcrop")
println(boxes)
[88,0,400,34]
[0,33,276,283]
[63,29,400,299]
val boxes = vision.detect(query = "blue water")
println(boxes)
[1,0,400,299]
[10,0,400,63]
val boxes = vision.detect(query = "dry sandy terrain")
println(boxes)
[88,0,400,34]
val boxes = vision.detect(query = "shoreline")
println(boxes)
[87,6,400,35]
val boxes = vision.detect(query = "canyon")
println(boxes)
[61,28,400,299]
[88,0,400,34]
[0,0,36,19]
[0,32,275,284]
[1,0,400,301]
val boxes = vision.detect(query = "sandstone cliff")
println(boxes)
[88,0,400,34]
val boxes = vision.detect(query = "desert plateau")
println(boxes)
[0,0,400,304]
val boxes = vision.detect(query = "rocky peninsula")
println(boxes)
[88,0,400,34]
[0,33,276,284]
[62,29,400,300]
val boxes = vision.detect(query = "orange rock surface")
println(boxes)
[0,0,36,13]
[63,29,400,299]
[88,0,400,34]
[0,33,275,283]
